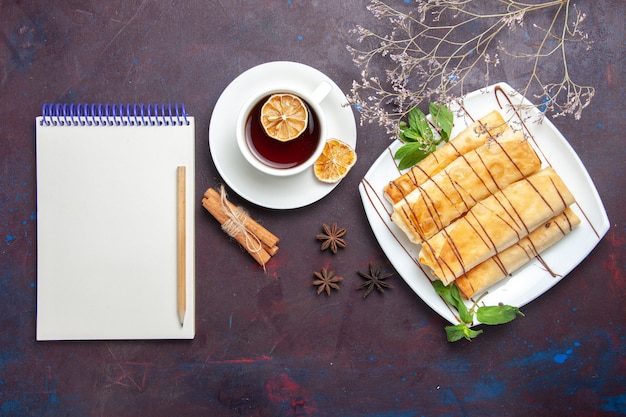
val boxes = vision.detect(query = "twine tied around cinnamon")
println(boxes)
[218,186,264,257]
[201,186,280,267]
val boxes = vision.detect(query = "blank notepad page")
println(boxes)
[35,104,195,340]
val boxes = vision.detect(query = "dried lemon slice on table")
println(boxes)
[260,93,308,142]
[314,139,357,183]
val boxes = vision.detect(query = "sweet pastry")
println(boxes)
[455,207,580,299]
[391,129,541,243]
[419,167,575,284]
[384,110,509,204]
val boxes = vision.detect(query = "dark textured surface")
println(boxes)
[1,1,624,416]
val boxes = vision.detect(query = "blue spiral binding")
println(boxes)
[40,103,190,127]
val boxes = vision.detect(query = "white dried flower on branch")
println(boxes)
[346,0,595,137]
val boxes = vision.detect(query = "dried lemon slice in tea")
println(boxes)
[314,139,357,183]
[260,93,308,142]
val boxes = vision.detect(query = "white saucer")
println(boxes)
[208,61,357,209]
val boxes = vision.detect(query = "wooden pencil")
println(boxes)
[177,166,186,326]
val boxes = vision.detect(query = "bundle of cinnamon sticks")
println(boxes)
[202,186,279,266]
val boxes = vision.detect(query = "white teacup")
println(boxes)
[236,82,332,176]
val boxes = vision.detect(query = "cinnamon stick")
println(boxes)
[202,189,280,256]
[202,186,279,266]
[204,187,280,248]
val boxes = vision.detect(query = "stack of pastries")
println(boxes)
[386,110,580,299]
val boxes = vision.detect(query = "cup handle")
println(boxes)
[311,82,333,104]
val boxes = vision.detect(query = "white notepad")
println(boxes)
[35,103,195,340]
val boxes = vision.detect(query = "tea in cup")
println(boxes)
[236,82,331,176]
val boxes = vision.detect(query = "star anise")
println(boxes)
[313,267,344,296]
[316,222,347,254]
[357,263,393,298]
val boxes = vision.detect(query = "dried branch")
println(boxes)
[347,0,595,137]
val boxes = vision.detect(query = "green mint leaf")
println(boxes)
[407,107,424,131]
[395,103,453,169]
[393,143,418,160]
[395,143,430,170]
[429,102,454,142]
[398,153,428,170]
[476,305,525,325]
[399,127,422,142]
[408,107,433,142]
[432,279,454,304]
[450,283,474,324]
[432,280,473,324]
[445,324,483,342]
[398,122,412,143]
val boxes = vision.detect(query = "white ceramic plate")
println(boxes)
[359,83,610,325]
[209,61,357,209]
